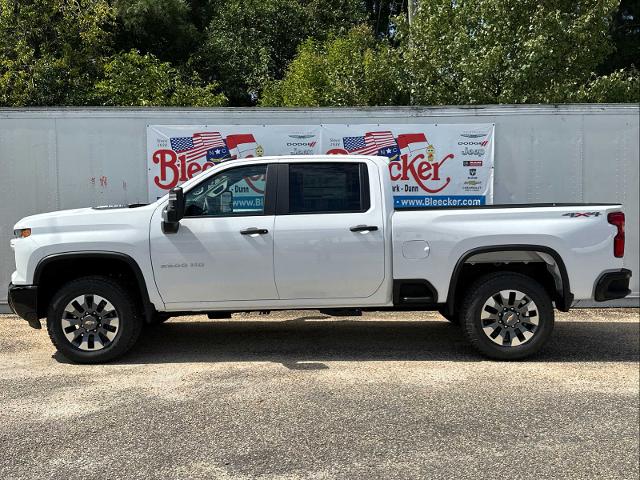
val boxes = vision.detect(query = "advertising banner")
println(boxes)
[147,125,322,201]
[147,123,494,206]
[321,124,494,207]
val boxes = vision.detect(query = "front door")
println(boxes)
[150,163,278,306]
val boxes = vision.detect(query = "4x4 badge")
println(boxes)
[563,212,601,217]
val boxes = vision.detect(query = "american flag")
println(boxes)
[343,131,397,155]
[170,132,226,161]
[367,131,396,149]
[343,135,379,155]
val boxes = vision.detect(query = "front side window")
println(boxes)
[184,164,267,217]
[288,163,366,214]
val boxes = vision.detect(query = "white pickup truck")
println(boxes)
[8,155,631,363]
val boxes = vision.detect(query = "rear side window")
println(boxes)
[288,163,369,214]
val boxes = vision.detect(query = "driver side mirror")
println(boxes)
[162,187,185,234]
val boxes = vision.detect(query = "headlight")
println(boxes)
[14,228,31,238]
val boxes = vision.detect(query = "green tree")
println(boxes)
[2,0,637,107]
[0,0,115,106]
[569,68,640,102]
[194,0,368,105]
[401,0,639,104]
[260,25,407,106]
[601,0,640,73]
[363,0,406,36]
[93,50,227,106]
[112,0,202,66]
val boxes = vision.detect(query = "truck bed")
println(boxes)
[391,203,624,303]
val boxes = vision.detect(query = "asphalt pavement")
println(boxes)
[1,308,638,480]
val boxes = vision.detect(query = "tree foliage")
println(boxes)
[601,0,640,74]
[0,0,225,106]
[0,0,114,106]
[260,26,407,106]
[0,0,638,107]
[93,50,226,106]
[568,68,640,102]
[112,0,202,66]
[194,0,368,105]
[402,0,638,105]
[264,0,639,106]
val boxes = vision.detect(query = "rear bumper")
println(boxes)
[7,283,41,329]
[594,269,632,302]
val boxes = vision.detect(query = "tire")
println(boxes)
[438,308,460,324]
[459,272,554,360]
[47,276,143,363]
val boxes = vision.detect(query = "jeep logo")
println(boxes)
[461,147,486,156]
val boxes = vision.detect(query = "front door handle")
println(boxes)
[350,225,379,232]
[240,228,269,235]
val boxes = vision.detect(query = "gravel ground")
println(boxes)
[0,308,638,480]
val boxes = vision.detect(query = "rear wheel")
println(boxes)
[460,272,554,360]
[47,276,143,363]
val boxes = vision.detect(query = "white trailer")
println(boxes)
[0,104,638,307]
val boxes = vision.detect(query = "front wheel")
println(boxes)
[459,272,554,360]
[47,276,143,363]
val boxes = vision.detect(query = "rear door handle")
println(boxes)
[350,225,379,232]
[240,228,269,235]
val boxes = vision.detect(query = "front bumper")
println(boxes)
[7,283,41,329]
[594,269,632,302]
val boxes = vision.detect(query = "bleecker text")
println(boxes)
[153,149,216,190]
[389,153,453,193]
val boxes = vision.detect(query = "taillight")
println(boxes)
[608,212,625,258]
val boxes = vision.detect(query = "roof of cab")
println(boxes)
[216,154,390,167]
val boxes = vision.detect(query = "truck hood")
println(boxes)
[14,204,154,231]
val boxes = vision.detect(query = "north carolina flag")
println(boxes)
[396,133,429,158]
[206,144,230,161]
[226,134,258,159]
[377,144,401,161]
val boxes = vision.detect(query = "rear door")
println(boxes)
[273,161,385,299]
